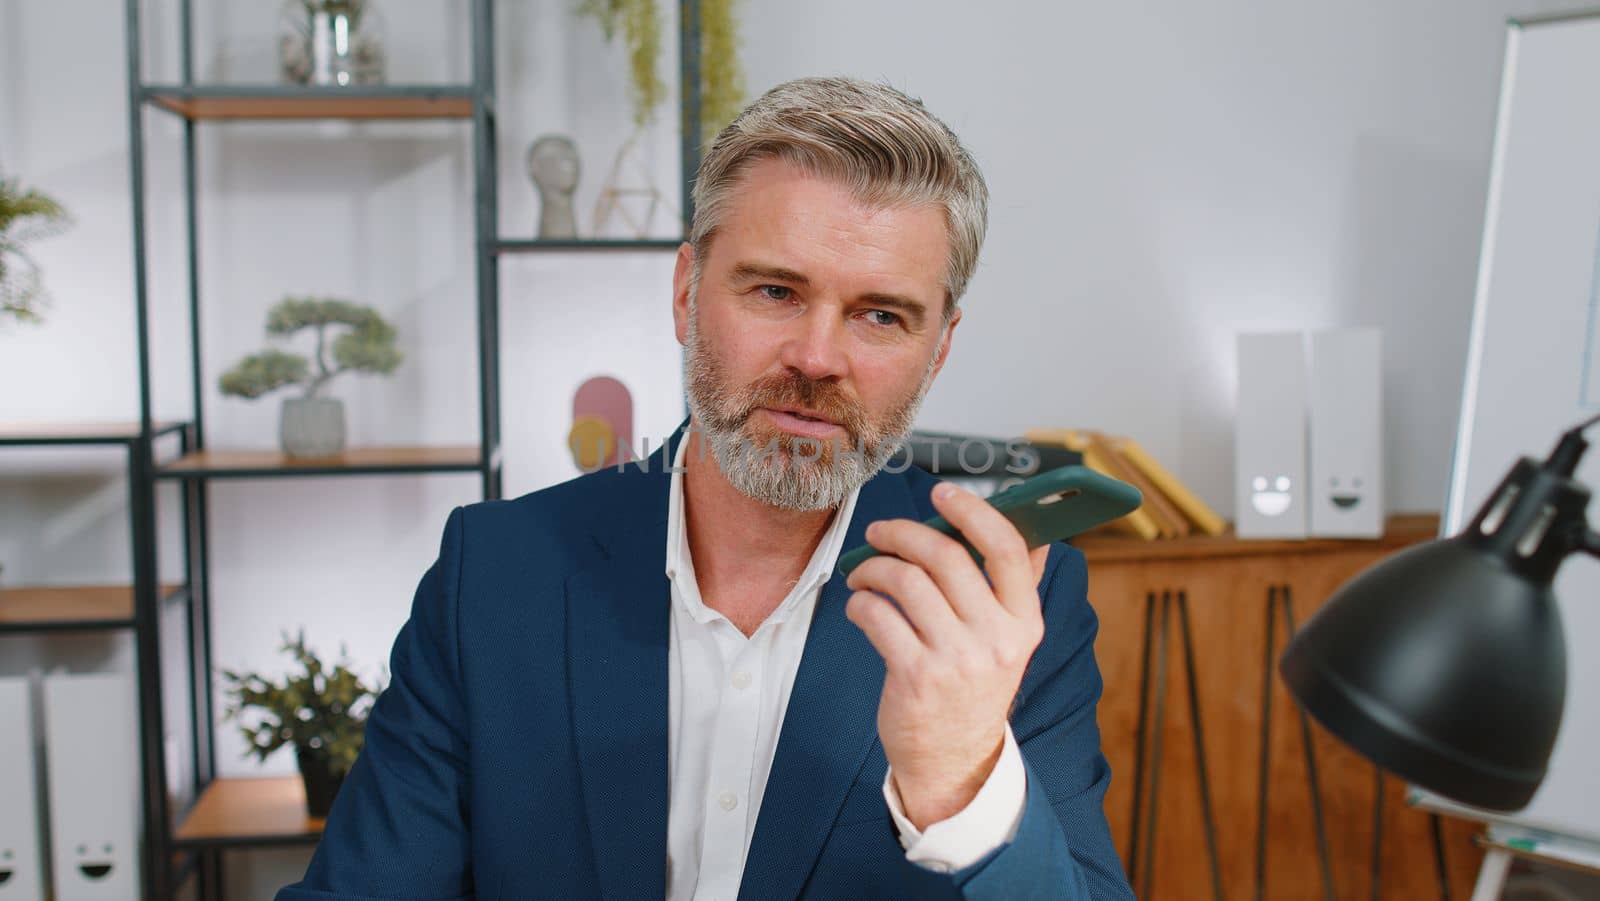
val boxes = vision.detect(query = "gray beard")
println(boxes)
[682,301,940,512]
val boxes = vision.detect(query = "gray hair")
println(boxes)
[688,76,989,320]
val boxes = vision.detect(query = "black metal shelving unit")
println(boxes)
[0,420,204,894]
[109,0,704,897]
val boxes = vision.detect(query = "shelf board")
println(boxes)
[494,238,684,254]
[174,776,323,849]
[157,445,484,479]
[0,420,187,446]
[0,584,185,633]
[143,85,475,121]
[1071,513,1441,563]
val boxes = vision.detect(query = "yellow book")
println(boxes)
[1111,435,1228,537]
[1090,431,1190,538]
[1024,428,1163,541]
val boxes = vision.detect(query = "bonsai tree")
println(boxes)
[0,174,73,324]
[220,630,385,814]
[219,296,403,400]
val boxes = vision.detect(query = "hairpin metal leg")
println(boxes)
[1254,585,1278,901]
[1282,587,1337,901]
[1127,591,1157,885]
[1138,591,1174,896]
[1178,590,1224,901]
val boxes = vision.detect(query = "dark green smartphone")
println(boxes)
[837,465,1143,577]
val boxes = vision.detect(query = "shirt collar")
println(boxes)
[664,428,863,627]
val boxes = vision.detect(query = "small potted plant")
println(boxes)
[1,173,73,325]
[219,296,403,458]
[220,630,385,818]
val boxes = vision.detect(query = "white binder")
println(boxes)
[1308,328,1384,538]
[1235,332,1310,538]
[0,677,44,901]
[42,673,140,900]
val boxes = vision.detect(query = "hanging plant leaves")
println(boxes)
[0,174,73,324]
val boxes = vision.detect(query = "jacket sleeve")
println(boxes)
[949,543,1135,901]
[276,506,475,901]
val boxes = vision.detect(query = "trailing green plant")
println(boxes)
[577,0,667,130]
[219,296,402,400]
[697,0,744,144]
[0,174,73,324]
[575,0,744,139]
[220,629,384,777]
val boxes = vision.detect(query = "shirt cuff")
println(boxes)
[881,723,1028,874]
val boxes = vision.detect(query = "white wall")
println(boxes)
[0,0,1572,896]
[733,0,1572,518]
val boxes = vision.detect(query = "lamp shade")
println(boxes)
[1280,458,1575,811]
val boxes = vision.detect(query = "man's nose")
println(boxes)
[777,306,850,382]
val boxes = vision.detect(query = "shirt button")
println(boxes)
[717,791,738,811]
[730,670,752,689]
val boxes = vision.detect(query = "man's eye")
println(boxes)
[759,285,792,301]
[864,309,902,327]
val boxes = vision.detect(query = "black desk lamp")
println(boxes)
[1280,413,1600,811]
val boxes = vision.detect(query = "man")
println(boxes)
[277,76,1131,900]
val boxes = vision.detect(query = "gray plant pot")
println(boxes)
[280,395,347,458]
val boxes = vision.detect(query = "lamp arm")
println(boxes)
[1573,525,1600,560]
[1531,414,1600,562]
[1548,412,1600,475]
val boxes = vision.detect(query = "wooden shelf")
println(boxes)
[174,777,323,848]
[0,584,184,633]
[0,420,186,445]
[158,445,484,479]
[1071,513,1441,563]
[144,86,474,121]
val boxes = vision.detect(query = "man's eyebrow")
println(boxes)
[860,293,928,328]
[729,262,811,285]
[729,260,931,328]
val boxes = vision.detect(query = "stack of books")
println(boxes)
[1024,429,1227,540]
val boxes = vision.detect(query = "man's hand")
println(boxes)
[844,480,1051,831]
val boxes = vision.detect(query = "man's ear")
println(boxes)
[928,306,962,381]
[672,242,695,345]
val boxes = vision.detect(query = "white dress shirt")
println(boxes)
[663,435,1027,900]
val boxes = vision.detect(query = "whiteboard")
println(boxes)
[1419,10,1600,844]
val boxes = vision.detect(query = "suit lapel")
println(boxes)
[566,426,681,900]
[737,470,916,901]
[564,420,919,901]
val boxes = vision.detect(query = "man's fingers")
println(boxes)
[857,517,996,626]
[846,555,964,648]
[845,588,924,669]
[929,482,1039,619]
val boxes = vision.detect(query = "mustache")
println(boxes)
[738,376,868,436]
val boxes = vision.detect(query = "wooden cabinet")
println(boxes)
[1074,515,1483,900]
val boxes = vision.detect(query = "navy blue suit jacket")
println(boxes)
[277,421,1132,900]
